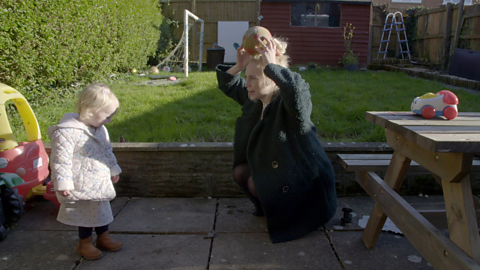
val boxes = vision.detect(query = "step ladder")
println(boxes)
[377,11,411,61]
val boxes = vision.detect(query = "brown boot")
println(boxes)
[77,236,103,260]
[96,231,123,252]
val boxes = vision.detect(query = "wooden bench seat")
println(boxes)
[337,153,480,229]
[338,153,480,173]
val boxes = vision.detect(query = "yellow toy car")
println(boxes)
[0,83,49,201]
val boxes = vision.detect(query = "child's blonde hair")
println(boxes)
[76,83,118,120]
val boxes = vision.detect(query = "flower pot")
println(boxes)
[344,63,358,72]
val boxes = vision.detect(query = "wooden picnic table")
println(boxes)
[362,111,480,270]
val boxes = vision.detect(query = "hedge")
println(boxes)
[0,0,163,104]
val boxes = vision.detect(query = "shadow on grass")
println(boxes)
[107,77,238,143]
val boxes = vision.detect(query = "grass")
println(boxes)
[6,68,480,143]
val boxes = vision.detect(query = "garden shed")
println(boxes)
[260,0,372,67]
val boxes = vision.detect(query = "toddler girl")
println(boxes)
[48,83,122,260]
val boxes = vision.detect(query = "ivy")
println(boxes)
[148,3,180,66]
[404,7,423,60]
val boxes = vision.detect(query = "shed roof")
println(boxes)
[263,0,372,4]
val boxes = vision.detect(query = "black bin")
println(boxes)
[207,45,225,70]
[448,48,480,81]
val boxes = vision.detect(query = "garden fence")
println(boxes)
[371,4,480,69]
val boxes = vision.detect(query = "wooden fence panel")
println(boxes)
[460,5,480,51]
[371,7,388,59]
[413,7,448,65]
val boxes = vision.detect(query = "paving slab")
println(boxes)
[325,195,449,231]
[404,195,445,210]
[14,197,129,231]
[215,198,267,233]
[325,196,375,231]
[76,234,211,270]
[209,231,342,270]
[110,197,217,233]
[329,230,432,269]
[0,230,81,270]
[111,197,130,216]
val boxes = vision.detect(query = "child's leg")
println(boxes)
[77,227,103,260]
[233,163,264,216]
[78,227,94,239]
[95,224,123,252]
[94,225,109,236]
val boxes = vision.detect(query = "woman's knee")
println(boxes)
[233,164,251,185]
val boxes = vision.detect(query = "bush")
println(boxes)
[0,0,163,105]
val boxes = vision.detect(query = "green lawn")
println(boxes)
[7,69,480,143]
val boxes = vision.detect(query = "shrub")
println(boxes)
[0,0,163,105]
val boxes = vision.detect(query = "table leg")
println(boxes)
[361,150,411,248]
[430,171,480,211]
[360,171,480,269]
[442,175,480,263]
[385,130,480,261]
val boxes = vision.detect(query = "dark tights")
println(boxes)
[233,163,263,216]
[78,225,109,239]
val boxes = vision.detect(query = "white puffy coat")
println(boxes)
[48,113,122,227]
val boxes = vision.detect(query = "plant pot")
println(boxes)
[344,63,358,72]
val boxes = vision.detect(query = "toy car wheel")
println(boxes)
[443,106,458,120]
[421,106,436,119]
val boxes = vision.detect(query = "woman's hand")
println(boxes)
[60,191,71,197]
[227,47,251,75]
[255,36,277,66]
[236,46,251,70]
[111,175,120,184]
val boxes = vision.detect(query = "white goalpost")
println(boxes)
[184,9,204,77]
[155,9,204,78]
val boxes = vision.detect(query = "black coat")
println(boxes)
[216,64,337,243]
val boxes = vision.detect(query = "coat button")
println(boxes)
[272,161,278,168]
[283,186,289,193]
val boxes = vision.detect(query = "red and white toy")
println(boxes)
[411,90,459,120]
[0,83,49,201]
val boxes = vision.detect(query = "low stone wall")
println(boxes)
[46,142,480,198]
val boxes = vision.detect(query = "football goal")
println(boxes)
[156,9,204,77]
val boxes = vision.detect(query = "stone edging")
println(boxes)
[374,64,480,91]
[46,142,393,152]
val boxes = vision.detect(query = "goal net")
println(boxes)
[155,9,204,77]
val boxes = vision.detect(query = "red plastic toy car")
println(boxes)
[411,90,459,120]
[0,83,49,201]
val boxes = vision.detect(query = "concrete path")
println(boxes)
[0,196,443,270]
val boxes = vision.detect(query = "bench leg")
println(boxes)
[359,151,411,248]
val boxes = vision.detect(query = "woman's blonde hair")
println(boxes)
[251,36,290,68]
[76,83,118,120]
[250,36,290,90]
